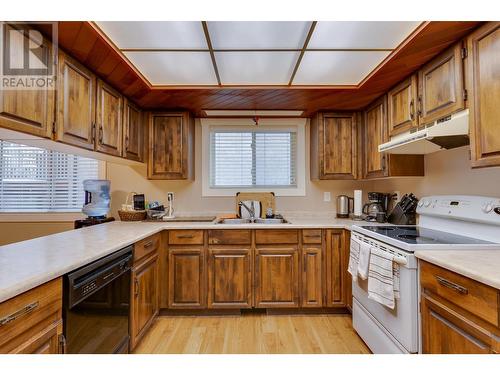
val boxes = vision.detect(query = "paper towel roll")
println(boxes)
[354,190,363,217]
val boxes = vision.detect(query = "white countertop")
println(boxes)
[0,216,374,303]
[415,250,500,290]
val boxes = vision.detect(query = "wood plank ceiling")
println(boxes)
[40,21,482,116]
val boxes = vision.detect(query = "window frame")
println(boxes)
[201,118,306,197]
[0,142,106,222]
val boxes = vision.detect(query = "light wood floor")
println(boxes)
[133,312,370,354]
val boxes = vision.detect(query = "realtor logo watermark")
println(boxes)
[1,22,57,90]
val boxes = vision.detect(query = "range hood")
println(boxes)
[379,109,469,154]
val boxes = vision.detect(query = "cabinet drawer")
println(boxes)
[208,229,251,245]
[0,278,62,353]
[420,261,499,327]
[134,233,160,262]
[302,229,323,244]
[255,229,299,244]
[168,230,204,245]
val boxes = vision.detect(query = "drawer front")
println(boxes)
[255,229,299,244]
[302,229,323,244]
[420,261,499,327]
[168,230,204,245]
[208,229,251,245]
[0,278,62,353]
[134,233,160,262]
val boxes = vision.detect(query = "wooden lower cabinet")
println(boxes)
[208,247,253,308]
[325,230,347,307]
[255,246,300,308]
[0,278,64,354]
[168,247,206,309]
[301,246,323,308]
[130,253,159,350]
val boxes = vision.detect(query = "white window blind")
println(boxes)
[209,130,297,188]
[0,141,99,212]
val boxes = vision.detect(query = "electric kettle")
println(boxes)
[336,195,354,218]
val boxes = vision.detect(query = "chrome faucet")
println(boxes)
[239,201,256,222]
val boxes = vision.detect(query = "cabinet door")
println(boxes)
[123,99,143,162]
[96,80,122,156]
[255,247,299,308]
[0,24,54,138]
[418,44,465,125]
[168,247,206,308]
[148,113,194,180]
[56,51,96,149]
[325,230,346,307]
[208,247,252,308]
[363,96,388,179]
[467,22,500,168]
[12,321,63,354]
[130,253,159,350]
[301,246,323,308]
[421,293,493,354]
[319,113,358,180]
[388,74,418,136]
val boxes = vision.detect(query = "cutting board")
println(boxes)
[235,192,275,218]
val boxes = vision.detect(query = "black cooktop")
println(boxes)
[360,226,493,245]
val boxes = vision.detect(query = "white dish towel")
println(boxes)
[357,241,371,280]
[348,237,361,280]
[367,247,401,309]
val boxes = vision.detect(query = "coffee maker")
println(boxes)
[363,192,392,222]
[75,180,114,229]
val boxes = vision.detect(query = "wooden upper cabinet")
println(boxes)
[466,22,500,168]
[0,24,54,138]
[148,112,194,180]
[255,246,300,308]
[418,43,465,125]
[388,74,418,136]
[122,99,144,162]
[95,80,123,156]
[56,51,96,149]
[363,96,388,179]
[310,112,358,180]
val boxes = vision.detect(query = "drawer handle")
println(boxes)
[177,234,194,239]
[0,301,39,326]
[435,276,468,295]
[143,240,154,248]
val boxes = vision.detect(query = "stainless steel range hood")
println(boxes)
[379,109,469,154]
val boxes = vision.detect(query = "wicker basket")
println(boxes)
[118,209,146,221]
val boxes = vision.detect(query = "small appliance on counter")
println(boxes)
[75,179,114,229]
[387,193,418,225]
[363,192,392,222]
[336,195,354,218]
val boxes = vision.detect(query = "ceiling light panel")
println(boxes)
[124,51,218,85]
[308,21,421,49]
[207,21,311,49]
[96,21,207,49]
[215,51,300,85]
[293,51,391,85]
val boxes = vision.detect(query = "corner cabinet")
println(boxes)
[123,100,144,162]
[310,112,358,180]
[148,112,195,180]
[0,24,55,139]
[387,74,418,136]
[362,96,424,179]
[95,79,123,156]
[466,22,500,168]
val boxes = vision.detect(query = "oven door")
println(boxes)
[350,234,419,353]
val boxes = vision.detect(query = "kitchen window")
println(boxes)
[0,140,100,215]
[201,118,306,196]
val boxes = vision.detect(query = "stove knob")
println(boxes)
[424,200,431,207]
[418,201,424,207]
[484,203,494,213]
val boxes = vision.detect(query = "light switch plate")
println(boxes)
[324,192,331,202]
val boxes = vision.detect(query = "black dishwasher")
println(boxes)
[63,246,133,354]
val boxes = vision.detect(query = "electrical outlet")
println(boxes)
[393,191,401,202]
[323,192,331,202]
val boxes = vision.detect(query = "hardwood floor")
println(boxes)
[133,312,370,354]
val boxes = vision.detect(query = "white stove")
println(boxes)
[350,195,500,354]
